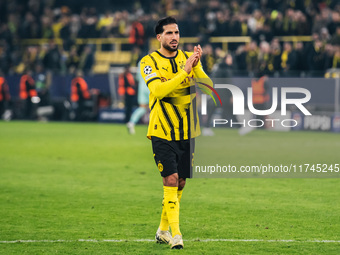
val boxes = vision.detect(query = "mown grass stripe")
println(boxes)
[1,239,340,243]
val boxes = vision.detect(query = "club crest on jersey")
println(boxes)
[144,65,152,74]
[179,61,185,70]
[158,161,163,172]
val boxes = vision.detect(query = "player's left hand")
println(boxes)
[193,44,202,67]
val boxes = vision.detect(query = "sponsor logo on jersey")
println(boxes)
[145,72,157,80]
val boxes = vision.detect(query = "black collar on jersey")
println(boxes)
[156,50,179,59]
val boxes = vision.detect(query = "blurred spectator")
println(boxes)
[35,63,50,106]
[20,12,41,39]
[307,39,326,76]
[43,40,61,73]
[0,71,10,118]
[330,26,340,45]
[282,9,296,35]
[0,23,13,47]
[78,7,98,38]
[328,11,340,35]
[201,44,216,75]
[258,41,274,76]
[70,14,81,39]
[22,46,39,72]
[214,47,226,62]
[97,10,114,38]
[246,41,259,74]
[184,43,194,52]
[295,11,310,35]
[59,15,73,50]
[130,46,142,67]
[323,44,334,69]
[70,69,91,121]
[19,69,38,119]
[331,45,340,68]
[280,42,297,76]
[248,10,263,34]
[295,42,307,73]
[0,43,11,75]
[252,21,273,44]
[230,15,249,36]
[129,18,145,50]
[118,65,136,123]
[312,10,330,35]
[235,45,247,75]
[212,53,234,78]
[212,11,230,36]
[320,27,331,44]
[78,45,94,75]
[126,60,149,135]
[270,39,282,72]
[7,13,19,40]
[66,45,80,74]
[270,11,284,36]
[40,16,54,39]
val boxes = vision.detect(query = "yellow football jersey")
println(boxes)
[140,50,212,141]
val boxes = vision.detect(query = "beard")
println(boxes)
[163,42,178,52]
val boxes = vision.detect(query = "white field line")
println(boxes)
[0,239,340,244]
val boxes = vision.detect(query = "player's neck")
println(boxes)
[159,47,177,58]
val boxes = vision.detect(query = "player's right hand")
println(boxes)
[184,52,199,74]
[193,45,202,67]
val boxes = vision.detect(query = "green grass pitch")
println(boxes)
[0,121,339,254]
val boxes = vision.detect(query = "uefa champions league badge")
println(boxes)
[144,65,152,74]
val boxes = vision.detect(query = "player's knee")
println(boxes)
[163,173,178,187]
[178,178,186,190]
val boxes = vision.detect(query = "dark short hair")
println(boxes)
[155,16,178,35]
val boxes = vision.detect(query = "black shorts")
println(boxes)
[151,136,195,179]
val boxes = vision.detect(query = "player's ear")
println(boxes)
[156,34,161,42]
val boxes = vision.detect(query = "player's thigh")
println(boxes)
[151,136,179,178]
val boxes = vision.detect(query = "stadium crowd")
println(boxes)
[0,0,340,76]
[0,0,340,77]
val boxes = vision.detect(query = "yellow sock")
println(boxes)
[159,190,183,231]
[163,186,181,237]
[177,189,183,203]
[159,199,169,231]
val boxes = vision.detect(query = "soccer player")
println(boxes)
[140,16,212,249]
[126,60,150,135]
